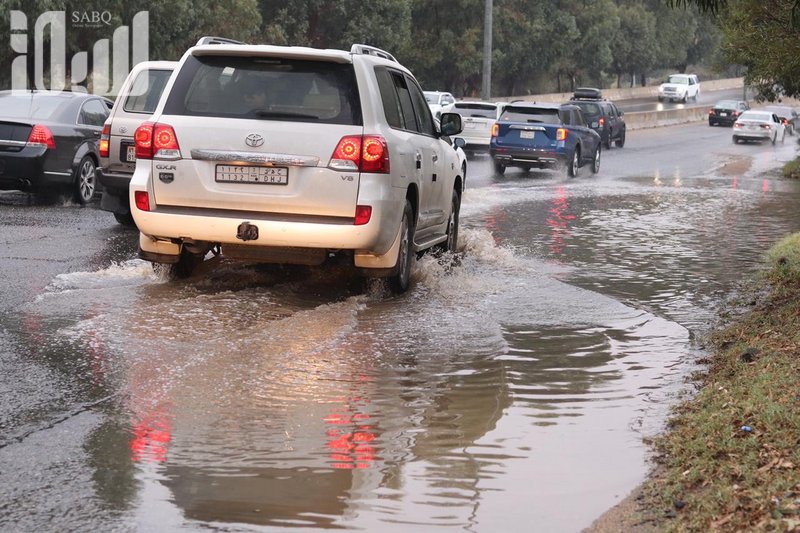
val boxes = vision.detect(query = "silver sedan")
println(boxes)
[732,110,786,144]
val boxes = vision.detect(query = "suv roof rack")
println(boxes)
[196,36,244,46]
[350,44,397,63]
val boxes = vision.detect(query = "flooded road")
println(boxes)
[2,124,799,532]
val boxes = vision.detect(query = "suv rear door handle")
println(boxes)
[415,152,422,169]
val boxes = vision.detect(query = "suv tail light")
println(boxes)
[491,123,499,137]
[135,122,181,160]
[556,128,567,141]
[99,123,110,157]
[598,117,605,128]
[329,135,389,173]
[27,124,56,149]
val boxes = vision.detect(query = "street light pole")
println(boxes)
[481,0,492,100]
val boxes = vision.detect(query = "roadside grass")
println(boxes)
[642,233,800,532]
[784,158,800,180]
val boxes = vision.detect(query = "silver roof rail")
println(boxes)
[350,44,397,63]
[196,36,244,46]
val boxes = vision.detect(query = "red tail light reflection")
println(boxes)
[130,411,173,463]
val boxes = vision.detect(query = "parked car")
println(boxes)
[762,105,799,136]
[98,61,177,225]
[0,90,112,203]
[489,102,601,177]
[129,43,464,293]
[441,100,505,152]
[732,110,786,144]
[658,74,700,103]
[567,87,626,149]
[423,91,455,120]
[708,100,749,127]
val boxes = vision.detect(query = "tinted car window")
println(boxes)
[572,102,601,120]
[375,68,403,129]
[393,72,418,131]
[501,106,560,123]
[164,55,362,125]
[407,77,436,136]
[453,103,497,118]
[80,99,109,126]
[123,68,173,114]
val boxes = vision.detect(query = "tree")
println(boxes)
[718,0,800,99]
[611,4,658,87]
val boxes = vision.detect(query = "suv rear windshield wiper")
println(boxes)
[254,110,320,120]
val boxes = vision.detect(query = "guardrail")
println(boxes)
[502,77,745,104]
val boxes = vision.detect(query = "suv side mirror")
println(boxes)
[618,110,624,116]
[439,112,463,136]
[454,137,466,149]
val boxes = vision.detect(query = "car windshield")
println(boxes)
[667,76,689,85]
[453,103,497,118]
[572,102,601,119]
[0,93,69,120]
[163,55,362,125]
[715,100,738,109]
[500,106,559,123]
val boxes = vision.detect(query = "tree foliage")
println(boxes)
[718,0,800,99]
[0,0,727,97]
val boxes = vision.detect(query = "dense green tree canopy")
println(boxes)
[0,0,728,97]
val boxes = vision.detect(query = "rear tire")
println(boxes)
[388,201,415,294]
[493,160,506,175]
[73,156,97,204]
[733,136,739,144]
[154,250,204,280]
[567,148,580,177]
[113,212,136,226]
[615,130,626,148]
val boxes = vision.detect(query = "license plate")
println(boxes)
[720,112,728,117]
[520,130,535,139]
[215,165,288,185]
[120,143,136,163]
[465,122,476,129]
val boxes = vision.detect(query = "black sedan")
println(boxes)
[0,90,112,203]
[708,100,749,127]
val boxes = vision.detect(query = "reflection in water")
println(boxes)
[547,186,576,255]
[6,169,800,532]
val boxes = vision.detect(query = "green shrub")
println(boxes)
[765,233,800,282]
[783,158,800,179]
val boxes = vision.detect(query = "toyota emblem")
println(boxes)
[245,133,264,147]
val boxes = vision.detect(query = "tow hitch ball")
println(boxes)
[236,221,259,241]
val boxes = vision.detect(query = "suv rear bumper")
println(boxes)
[132,186,405,267]
[491,148,565,168]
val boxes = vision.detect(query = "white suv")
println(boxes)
[424,91,455,120]
[129,43,464,293]
[658,74,700,103]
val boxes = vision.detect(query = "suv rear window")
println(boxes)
[571,101,601,119]
[453,103,497,118]
[163,55,362,125]
[123,69,173,114]
[500,106,559,123]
